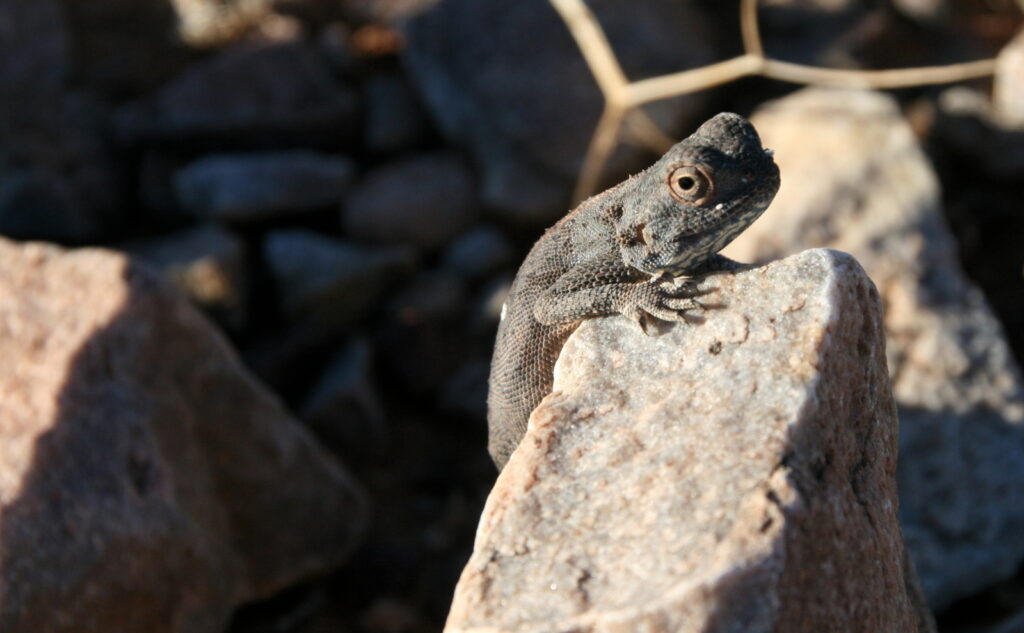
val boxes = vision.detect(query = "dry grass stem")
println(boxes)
[552,0,1000,202]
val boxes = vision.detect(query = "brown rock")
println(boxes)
[447,249,931,633]
[0,238,366,633]
[723,88,1024,609]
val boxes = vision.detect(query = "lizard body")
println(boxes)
[487,113,780,469]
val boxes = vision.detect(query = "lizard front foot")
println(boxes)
[624,278,720,335]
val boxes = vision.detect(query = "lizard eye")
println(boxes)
[668,165,714,205]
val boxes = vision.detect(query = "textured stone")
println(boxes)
[342,153,478,248]
[402,0,715,223]
[174,151,355,220]
[448,249,931,633]
[723,87,1024,609]
[115,42,356,147]
[124,224,247,330]
[263,229,416,329]
[0,237,366,633]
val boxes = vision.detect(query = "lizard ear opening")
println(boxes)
[668,165,714,205]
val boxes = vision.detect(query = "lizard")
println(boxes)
[486,112,781,469]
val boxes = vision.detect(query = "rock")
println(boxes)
[447,249,931,633]
[0,89,121,243]
[0,0,67,87]
[300,337,388,464]
[263,229,416,329]
[995,28,1024,126]
[361,73,430,154]
[440,225,516,282]
[723,88,1024,610]
[932,87,1024,180]
[402,0,715,223]
[115,41,356,148]
[375,273,470,396]
[342,153,478,248]
[123,224,247,330]
[169,0,272,47]
[0,237,366,633]
[174,151,355,221]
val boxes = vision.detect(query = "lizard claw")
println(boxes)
[627,278,722,335]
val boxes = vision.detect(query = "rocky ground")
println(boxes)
[1,0,1024,632]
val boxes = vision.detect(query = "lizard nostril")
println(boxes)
[635,223,648,245]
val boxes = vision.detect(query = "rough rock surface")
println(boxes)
[723,88,1024,609]
[447,249,930,633]
[175,151,355,220]
[402,0,715,223]
[0,237,367,633]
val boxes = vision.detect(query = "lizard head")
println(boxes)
[615,112,780,276]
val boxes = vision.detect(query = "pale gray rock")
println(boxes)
[0,237,366,633]
[263,229,416,329]
[124,224,247,330]
[174,151,355,220]
[342,153,478,248]
[723,87,1024,609]
[448,249,930,633]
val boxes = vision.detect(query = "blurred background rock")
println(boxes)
[0,0,1023,632]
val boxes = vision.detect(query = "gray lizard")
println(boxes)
[486,112,781,469]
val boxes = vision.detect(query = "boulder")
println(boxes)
[723,87,1024,609]
[0,237,366,633]
[447,249,931,633]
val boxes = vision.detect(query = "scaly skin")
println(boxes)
[487,113,781,469]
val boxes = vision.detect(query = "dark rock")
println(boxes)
[402,0,715,223]
[440,225,516,282]
[115,41,356,148]
[55,0,189,96]
[300,337,388,463]
[438,358,489,418]
[387,271,467,324]
[342,153,478,248]
[174,151,355,220]
[361,73,430,154]
[932,87,1024,181]
[123,224,247,330]
[376,273,469,396]
[726,88,1024,610]
[0,89,121,243]
[0,237,366,633]
[263,229,416,329]
[0,0,67,87]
